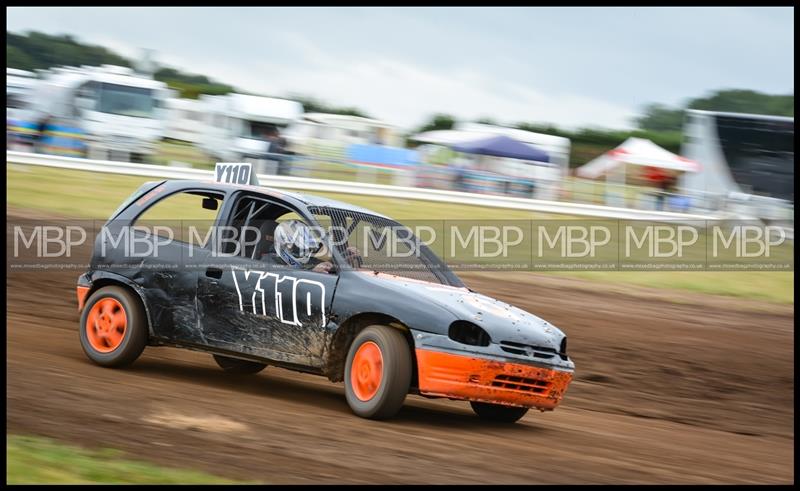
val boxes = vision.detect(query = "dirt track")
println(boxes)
[6,210,794,483]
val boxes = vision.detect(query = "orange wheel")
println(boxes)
[344,326,411,420]
[85,297,127,353]
[79,286,147,368]
[350,341,384,401]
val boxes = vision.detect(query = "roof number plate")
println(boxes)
[215,162,258,185]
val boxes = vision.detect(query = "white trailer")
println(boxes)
[28,64,170,161]
[164,96,207,144]
[195,93,304,162]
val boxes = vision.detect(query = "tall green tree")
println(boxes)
[474,117,497,125]
[289,94,370,118]
[154,67,234,99]
[416,114,456,133]
[633,103,685,132]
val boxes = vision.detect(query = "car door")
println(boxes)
[196,193,338,368]
[111,185,226,344]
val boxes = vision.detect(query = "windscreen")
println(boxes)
[97,82,156,118]
[242,120,280,139]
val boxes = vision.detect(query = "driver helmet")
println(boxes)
[274,220,320,268]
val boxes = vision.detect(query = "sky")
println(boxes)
[6,7,795,131]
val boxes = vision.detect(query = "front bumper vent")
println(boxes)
[491,374,551,394]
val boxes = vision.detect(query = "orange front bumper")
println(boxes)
[415,349,573,410]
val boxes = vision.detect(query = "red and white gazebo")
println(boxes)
[576,137,701,207]
[577,137,700,178]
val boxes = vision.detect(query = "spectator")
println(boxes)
[33,114,52,153]
[262,125,294,175]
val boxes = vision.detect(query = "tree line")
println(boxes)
[7,31,367,117]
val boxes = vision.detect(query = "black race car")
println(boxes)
[77,171,574,422]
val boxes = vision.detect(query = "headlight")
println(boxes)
[448,320,491,347]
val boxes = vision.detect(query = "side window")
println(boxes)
[225,196,333,272]
[134,190,224,247]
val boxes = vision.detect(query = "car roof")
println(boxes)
[171,179,391,220]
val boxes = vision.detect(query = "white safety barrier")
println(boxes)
[7,150,719,221]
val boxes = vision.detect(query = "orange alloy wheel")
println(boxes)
[86,298,128,353]
[351,341,384,401]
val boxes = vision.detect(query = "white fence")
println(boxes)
[7,150,719,221]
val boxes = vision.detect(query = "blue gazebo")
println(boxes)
[448,135,551,196]
[451,135,550,163]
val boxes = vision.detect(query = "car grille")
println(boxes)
[499,340,558,359]
[491,374,551,394]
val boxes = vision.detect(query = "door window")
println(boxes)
[134,190,224,248]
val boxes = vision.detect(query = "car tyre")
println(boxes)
[344,325,412,420]
[79,286,148,368]
[213,354,267,374]
[470,401,529,423]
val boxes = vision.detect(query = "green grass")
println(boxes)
[153,140,216,169]
[6,164,793,304]
[6,434,239,484]
[548,270,794,304]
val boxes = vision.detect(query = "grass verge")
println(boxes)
[6,434,239,484]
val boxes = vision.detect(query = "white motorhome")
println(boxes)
[196,93,303,162]
[284,113,403,152]
[29,64,170,161]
